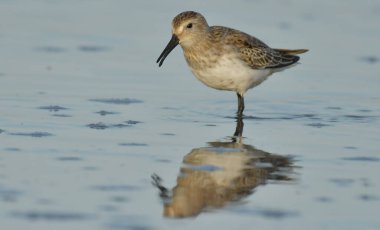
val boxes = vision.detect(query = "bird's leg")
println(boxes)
[236,93,245,118]
[233,116,244,138]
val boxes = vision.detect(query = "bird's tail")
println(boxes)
[274,49,309,55]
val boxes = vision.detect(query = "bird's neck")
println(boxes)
[182,39,222,70]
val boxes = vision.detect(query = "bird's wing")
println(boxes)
[210,27,305,69]
[273,48,308,55]
[239,40,301,69]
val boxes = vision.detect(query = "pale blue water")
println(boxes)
[1,1,380,229]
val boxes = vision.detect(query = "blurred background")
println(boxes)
[0,0,379,230]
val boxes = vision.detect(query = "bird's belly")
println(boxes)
[190,58,272,95]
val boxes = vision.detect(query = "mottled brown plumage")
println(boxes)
[207,26,308,69]
[157,11,308,117]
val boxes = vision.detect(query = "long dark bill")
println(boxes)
[156,34,179,67]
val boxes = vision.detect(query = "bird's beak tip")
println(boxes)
[156,34,179,67]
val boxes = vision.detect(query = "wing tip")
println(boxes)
[274,48,309,55]
[265,54,301,69]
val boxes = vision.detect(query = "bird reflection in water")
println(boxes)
[152,118,295,218]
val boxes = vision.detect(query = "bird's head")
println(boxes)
[157,11,209,67]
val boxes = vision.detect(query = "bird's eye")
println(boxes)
[186,23,193,29]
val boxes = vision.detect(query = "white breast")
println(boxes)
[189,55,273,95]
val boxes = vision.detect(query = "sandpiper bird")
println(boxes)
[157,11,307,117]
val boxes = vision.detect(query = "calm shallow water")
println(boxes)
[1,0,380,229]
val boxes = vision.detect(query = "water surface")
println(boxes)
[1,1,380,230]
